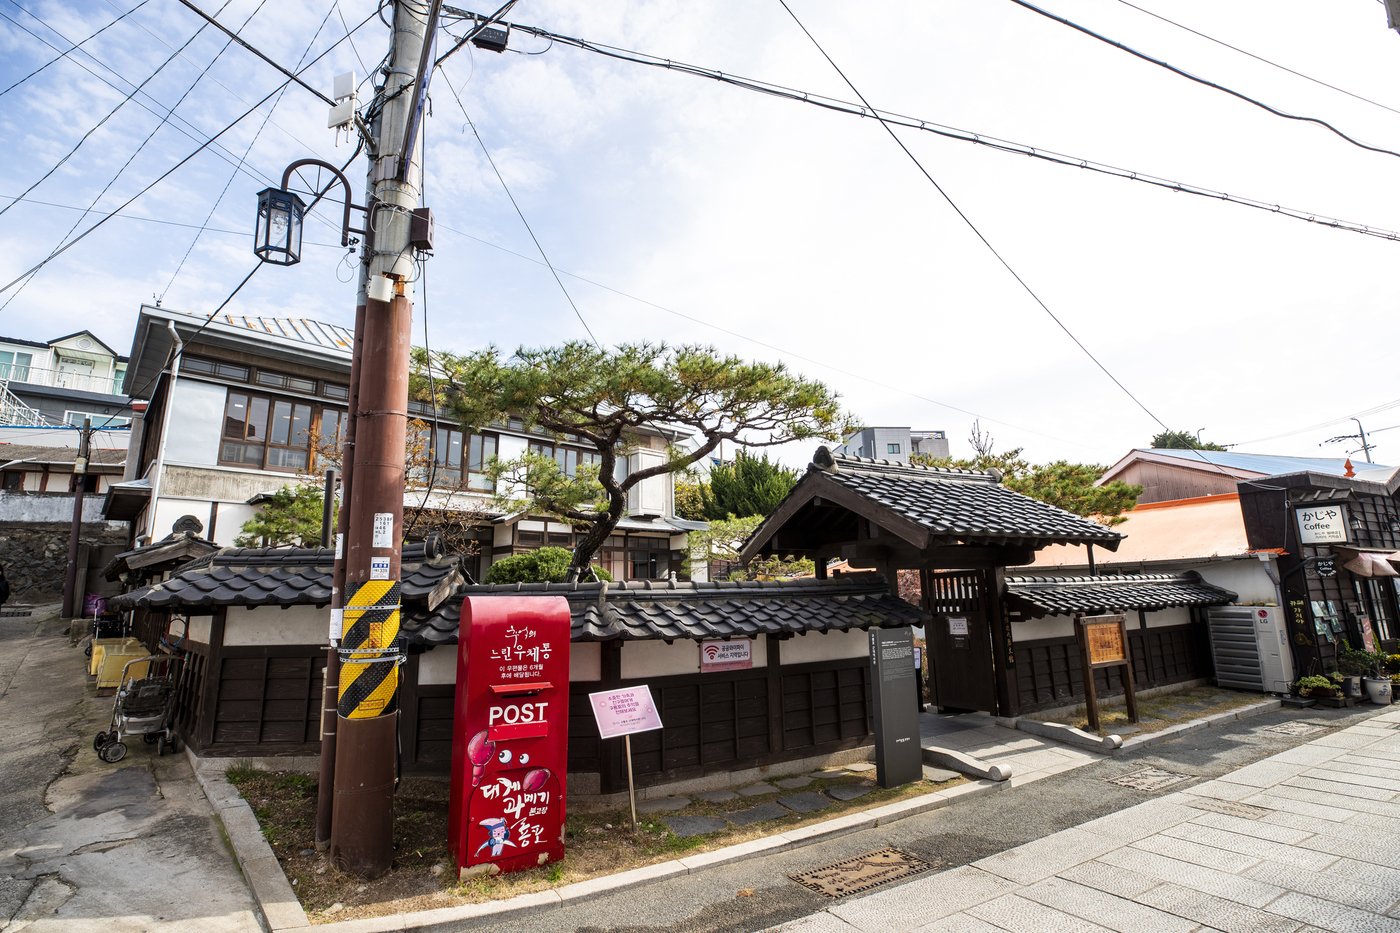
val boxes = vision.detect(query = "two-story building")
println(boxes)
[108,304,701,581]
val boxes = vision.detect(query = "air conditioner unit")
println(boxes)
[1206,605,1292,694]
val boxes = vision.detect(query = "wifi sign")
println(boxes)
[703,644,720,661]
[699,639,752,671]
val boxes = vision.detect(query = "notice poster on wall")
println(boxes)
[699,639,752,672]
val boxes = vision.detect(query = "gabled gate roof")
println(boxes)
[741,448,1123,562]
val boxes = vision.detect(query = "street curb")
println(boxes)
[1117,698,1282,751]
[192,763,312,933]
[1012,718,1122,752]
[199,768,1005,933]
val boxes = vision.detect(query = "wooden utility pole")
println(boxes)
[61,416,92,619]
[328,0,436,878]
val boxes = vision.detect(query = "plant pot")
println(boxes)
[1314,694,1355,708]
[1362,677,1393,705]
[1342,676,1363,699]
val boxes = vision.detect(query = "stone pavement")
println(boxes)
[0,612,259,932]
[773,706,1400,932]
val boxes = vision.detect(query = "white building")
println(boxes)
[109,304,702,581]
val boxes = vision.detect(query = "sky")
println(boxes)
[3,0,1400,468]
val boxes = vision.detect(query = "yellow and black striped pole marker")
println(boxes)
[338,580,402,719]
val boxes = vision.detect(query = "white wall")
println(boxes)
[1012,605,1197,642]
[1196,560,1277,606]
[782,628,870,664]
[619,636,768,679]
[418,640,601,685]
[223,604,327,646]
[164,379,225,466]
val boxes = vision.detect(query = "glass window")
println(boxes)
[0,350,33,381]
[322,382,349,401]
[219,389,325,473]
[887,443,901,454]
[468,433,497,492]
[2,471,22,491]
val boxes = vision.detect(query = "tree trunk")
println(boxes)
[567,495,626,581]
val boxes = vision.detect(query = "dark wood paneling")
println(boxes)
[1015,623,1210,712]
[203,645,324,753]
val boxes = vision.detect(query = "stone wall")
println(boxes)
[0,521,128,602]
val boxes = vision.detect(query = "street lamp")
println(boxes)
[254,159,367,266]
[254,187,307,265]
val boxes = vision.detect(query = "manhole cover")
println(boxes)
[790,848,936,898]
[1185,797,1274,819]
[1260,722,1324,737]
[1108,767,1190,792]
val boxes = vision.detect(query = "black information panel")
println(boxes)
[869,627,922,788]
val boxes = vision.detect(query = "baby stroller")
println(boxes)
[94,655,182,763]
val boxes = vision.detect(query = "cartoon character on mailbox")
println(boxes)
[449,596,571,877]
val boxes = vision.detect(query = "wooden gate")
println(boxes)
[924,569,997,713]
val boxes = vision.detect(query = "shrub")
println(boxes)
[484,547,612,584]
[1295,675,1339,698]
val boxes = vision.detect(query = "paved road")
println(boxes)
[470,703,1385,933]
[0,614,258,932]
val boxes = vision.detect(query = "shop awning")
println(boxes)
[1340,550,1400,578]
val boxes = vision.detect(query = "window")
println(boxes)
[628,536,671,580]
[219,390,324,473]
[529,440,600,479]
[65,411,131,429]
[184,356,250,381]
[0,350,32,381]
[887,443,901,454]
[2,471,22,492]
[255,370,316,393]
[467,433,497,491]
[434,426,464,484]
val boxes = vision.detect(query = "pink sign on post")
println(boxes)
[588,685,662,739]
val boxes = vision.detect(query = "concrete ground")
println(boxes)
[774,708,1400,932]
[0,611,258,932]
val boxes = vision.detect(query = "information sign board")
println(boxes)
[588,685,663,739]
[699,639,753,672]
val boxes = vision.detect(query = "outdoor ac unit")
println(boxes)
[1207,605,1292,694]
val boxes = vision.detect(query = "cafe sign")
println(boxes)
[1295,504,1349,545]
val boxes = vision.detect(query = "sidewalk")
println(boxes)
[774,707,1400,932]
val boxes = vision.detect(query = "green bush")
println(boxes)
[1294,675,1338,697]
[484,547,612,584]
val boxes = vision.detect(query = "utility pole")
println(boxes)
[1322,417,1376,464]
[61,416,92,620]
[328,0,436,878]
[1353,417,1374,464]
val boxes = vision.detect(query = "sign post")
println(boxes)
[588,684,663,829]
[869,627,922,789]
[449,596,571,878]
[1075,614,1137,733]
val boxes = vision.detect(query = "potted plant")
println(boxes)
[1337,646,1368,698]
[1295,675,1348,707]
[1358,649,1393,705]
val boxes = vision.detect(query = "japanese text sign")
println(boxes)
[449,596,571,877]
[1295,504,1349,545]
[588,685,662,740]
[1084,618,1126,665]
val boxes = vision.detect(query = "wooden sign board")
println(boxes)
[1076,614,1137,732]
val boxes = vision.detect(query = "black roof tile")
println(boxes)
[1005,571,1236,616]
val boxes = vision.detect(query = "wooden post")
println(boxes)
[624,733,638,829]
[1076,616,1101,732]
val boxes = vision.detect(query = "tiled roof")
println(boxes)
[814,454,1122,549]
[0,443,126,466]
[1005,571,1236,616]
[403,574,926,646]
[109,542,458,611]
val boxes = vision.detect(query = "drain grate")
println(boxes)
[1185,797,1274,819]
[1260,722,1324,738]
[1108,767,1191,792]
[790,848,937,898]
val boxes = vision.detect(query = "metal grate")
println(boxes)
[1108,767,1191,792]
[790,848,937,898]
[1259,722,1324,738]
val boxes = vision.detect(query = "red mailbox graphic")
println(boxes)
[449,596,571,877]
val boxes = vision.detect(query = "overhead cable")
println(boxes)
[0,0,151,99]
[1007,0,1400,163]
[435,7,1400,243]
[172,0,336,104]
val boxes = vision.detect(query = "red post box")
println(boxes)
[449,595,571,877]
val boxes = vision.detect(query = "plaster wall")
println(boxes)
[163,379,225,466]
[620,636,769,679]
[0,491,110,522]
[223,604,326,646]
[781,628,870,664]
[1195,560,1277,605]
[1012,605,1195,642]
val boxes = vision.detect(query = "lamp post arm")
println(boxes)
[279,158,366,247]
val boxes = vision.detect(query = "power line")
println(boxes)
[1115,0,1400,120]
[1007,0,1400,164]
[172,0,336,105]
[777,0,1173,439]
[0,0,151,99]
[439,62,602,347]
[0,8,218,222]
[161,0,341,303]
[434,8,1400,244]
[0,5,380,297]
[1,0,254,316]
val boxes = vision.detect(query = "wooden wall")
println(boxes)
[1014,621,1213,712]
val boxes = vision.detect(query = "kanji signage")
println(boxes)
[449,596,571,878]
[699,639,752,672]
[1295,505,1349,545]
[1084,619,1126,665]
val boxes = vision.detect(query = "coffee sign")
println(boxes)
[1295,505,1349,545]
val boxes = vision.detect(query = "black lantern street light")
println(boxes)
[254,187,307,265]
[254,159,367,266]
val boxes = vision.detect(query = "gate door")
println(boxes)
[925,570,997,713]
